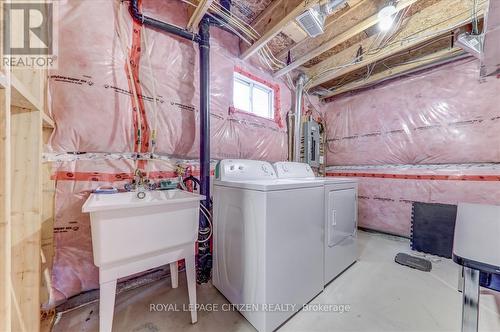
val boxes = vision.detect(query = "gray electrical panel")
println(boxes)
[303,119,320,167]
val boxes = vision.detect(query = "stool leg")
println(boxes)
[185,254,197,324]
[461,266,480,332]
[100,279,117,332]
[170,262,178,288]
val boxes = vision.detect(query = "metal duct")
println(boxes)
[481,0,500,77]
[293,74,306,162]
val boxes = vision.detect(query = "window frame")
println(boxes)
[233,72,275,119]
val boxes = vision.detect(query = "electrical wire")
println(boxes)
[179,0,197,7]
[208,0,290,72]
[323,33,457,93]
[306,0,487,92]
[198,203,213,243]
[305,4,411,91]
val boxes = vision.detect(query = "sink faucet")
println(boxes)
[134,168,146,187]
[135,169,147,199]
[125,169,154,198]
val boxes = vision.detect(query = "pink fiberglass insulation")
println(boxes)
[328,166,500,236]
[47,0,292,307]
[323,58,500,238]
[324,59,500,166]
[48,0,291,160]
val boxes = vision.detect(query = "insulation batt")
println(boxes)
[47,0,293,307]
[48,0,291,160]
[328,167,500,236]
[324,59,500,166]
[324,58,500,237]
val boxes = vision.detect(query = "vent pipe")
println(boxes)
[293,74,306,162]
[481,0,500,77]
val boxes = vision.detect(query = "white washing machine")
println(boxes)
[274,162,358,285]
[213,159,324,332]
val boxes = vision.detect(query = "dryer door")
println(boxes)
[327,188,357,247]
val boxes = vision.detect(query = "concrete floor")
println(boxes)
[53,231,500,332]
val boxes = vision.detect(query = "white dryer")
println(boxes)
[274,162,358,285]
[213,159,324,332]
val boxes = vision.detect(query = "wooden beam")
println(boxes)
[275,0,369,60]
[274,0,419,78]
[0,82,12,332]
[308,0,486,88]
[187,0,214,31]
[10,107,42,332]
[321,48,464,99]
[240,0,313,60]
[11,75,43,112]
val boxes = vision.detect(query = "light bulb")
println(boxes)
[379,15,395,31]
[378,4,397,31]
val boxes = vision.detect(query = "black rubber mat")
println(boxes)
[411,202,457,258]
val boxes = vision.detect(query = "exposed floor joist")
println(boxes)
[187,0,214,31]
[239,0,311,60]
[274,0,419,78]
[306,0,487,89]
[275,0,367,59]
[321,47,465,100]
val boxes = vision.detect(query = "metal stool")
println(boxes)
[453,203,500,332]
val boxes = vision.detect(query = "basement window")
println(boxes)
[233,72,274,119]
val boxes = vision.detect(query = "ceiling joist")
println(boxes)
[239,0,311,60]
[321,47,465,100]
[275,0,370,61]
[307,0,486,89]
[274,0,419,78]
[187,0,214,31]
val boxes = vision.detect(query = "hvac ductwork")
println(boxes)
[481,0,500,77]
[293,74,306,162]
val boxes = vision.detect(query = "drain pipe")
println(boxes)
[197,17,212,283]
[130,1,200,42]
[130,0,211,282]
[293,74,306,162]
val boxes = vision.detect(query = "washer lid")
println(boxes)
[273,162,356,184]
[214,178,324,191]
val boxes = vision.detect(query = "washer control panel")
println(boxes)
[274,161,315,179]
[217,159,276,181]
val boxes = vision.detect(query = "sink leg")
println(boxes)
[170,261,178,288]
[185,254,197,324]
[100,279,117,332]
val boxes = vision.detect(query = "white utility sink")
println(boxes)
[83,189,204,332]
[83,190,204,267]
